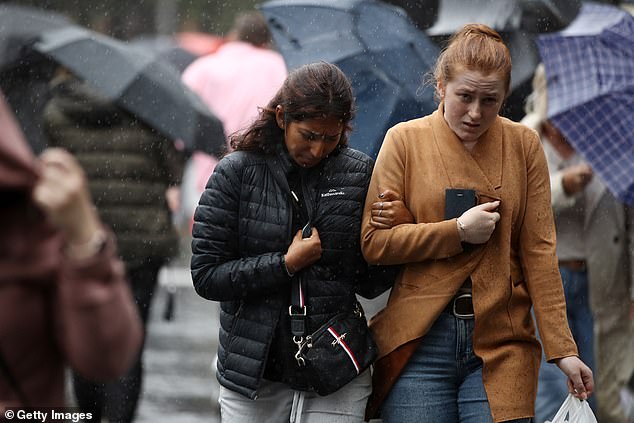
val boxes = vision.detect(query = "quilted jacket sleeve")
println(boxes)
[190,154,291,301]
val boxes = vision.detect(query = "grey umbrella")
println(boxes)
[0,4,71,70]
[0,5,77,153]
[129,35,199,74]
[32,26,225,156]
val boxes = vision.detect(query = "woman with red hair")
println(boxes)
[361,24,593,423]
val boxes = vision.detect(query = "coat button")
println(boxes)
[613,236,620,243]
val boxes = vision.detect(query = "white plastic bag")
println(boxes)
[546,394,598,423]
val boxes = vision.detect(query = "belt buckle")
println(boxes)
[453,293,474,319]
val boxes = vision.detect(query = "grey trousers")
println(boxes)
[218,370,371,423]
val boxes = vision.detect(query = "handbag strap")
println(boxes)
[0,347,30,406]
[264,157,312,368]
[264,156,309,330]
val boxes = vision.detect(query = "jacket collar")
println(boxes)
[430,103,503,201]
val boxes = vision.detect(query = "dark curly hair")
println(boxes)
[230,62,355,154]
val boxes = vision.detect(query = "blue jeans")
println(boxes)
[534,267,595,423]
[382,312,532,423]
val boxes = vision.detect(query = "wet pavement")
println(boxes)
[136,266,221,423]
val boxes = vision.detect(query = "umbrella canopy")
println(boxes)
[537,3,634,206]
[0,3,71,70]
[427,0,581,35]
[261,0,439,159]
[130,35,199,73]
[424,0,583,121]
[425,0,576,93]
[32,26,225,157]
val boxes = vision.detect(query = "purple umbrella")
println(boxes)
[537,3,634,207]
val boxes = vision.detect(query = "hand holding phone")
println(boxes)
[457,201,501,244]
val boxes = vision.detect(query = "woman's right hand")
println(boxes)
[32,148,102,246]
[284,227,322,274]
[456,201,500,244]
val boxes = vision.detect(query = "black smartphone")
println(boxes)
[444,189,477,219]
[301,222,312,239]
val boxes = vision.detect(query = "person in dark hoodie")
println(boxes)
[42,70,185,422]
[0,92,141,408]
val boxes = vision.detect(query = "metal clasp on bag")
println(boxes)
[289,305,307,316]
[293,336,307,367]
[353,302,363,318]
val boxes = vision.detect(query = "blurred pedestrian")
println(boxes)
[183,10,287,146]
[0,92,141,407]
[522,64,633,423]
[42,70,185,422]
[181,10,287,233]
[191,62,408,422]
[360,24,593,423]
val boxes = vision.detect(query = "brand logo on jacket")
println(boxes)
[321,188,345,198]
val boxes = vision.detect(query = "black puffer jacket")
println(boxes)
[191,144,388,399]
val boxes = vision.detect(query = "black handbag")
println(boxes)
[292,302,378,396]
[264,156,377,395]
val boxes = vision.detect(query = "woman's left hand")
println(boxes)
[370,189,414,229]
[555,356,594,400]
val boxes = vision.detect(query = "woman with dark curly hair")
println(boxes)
[191,62,408,422]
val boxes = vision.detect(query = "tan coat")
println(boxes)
[360,105,578,422]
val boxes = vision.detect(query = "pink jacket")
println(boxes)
[182,41,287,144]
[0,95,142,407]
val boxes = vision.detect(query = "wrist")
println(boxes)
[456,218,466,242]
[282,255,295,277]
[65,228,107,261]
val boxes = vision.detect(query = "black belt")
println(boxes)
[443,293,474,319]
[559,259,586,272]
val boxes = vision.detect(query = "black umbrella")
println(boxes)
[32,26,225,156]
[0,4,72,70]
[261,0,439,159]
[129,35,199,74]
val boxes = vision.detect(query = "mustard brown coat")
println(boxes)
[360,105,578,422]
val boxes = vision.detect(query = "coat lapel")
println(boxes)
[430,104,503,202]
